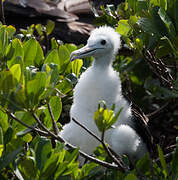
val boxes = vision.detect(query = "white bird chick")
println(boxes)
[61,26,148,160]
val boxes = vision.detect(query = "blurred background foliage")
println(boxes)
[0,0,177,179]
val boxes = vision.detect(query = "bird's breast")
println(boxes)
[73,67,122,112]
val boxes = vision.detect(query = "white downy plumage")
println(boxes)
[60,26,147,159]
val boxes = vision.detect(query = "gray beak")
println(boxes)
[70,45,97,62]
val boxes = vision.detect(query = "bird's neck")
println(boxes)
[92,53,114,70]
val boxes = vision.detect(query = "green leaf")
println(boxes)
[137,17,159,36]
[116,20,131,36]
[23,38,37,67]
[35,137,52,171]
[56,78,72,94]
[0,70,17,93]
[171,147,178,176]
[4,126,13,145]
[160,0,167,10]
[18,156,37,180]
[45,49,60,68]
[10,64,21,82]
[49,96,62,121]
[0,127,3,157]
[157,145,168,178]
[7,38,24,67]
[26,72,46,107]
[41,154,59,178]
[71,59,83,78]
[14,111,36,132]
[54,162,68,179]
[0,110,9,132]
[6,25,16,39]
[65,148,79,164]
[46,20,55,35]
[0,26,8,58]
[0,147,22,170]
[58,45,70,65]
[128,0,137,13]
[34,41,44,66]
[124,173,137,180]
[158,8,176,38]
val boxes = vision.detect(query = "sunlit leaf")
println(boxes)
[23,38,37,67]
[46,20,55,35]
[10,64,21,82]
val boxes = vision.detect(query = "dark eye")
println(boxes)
[101,40,106,45]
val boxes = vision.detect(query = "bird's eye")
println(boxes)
[101,40,106,45]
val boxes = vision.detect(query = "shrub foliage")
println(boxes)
[0,0,177,179]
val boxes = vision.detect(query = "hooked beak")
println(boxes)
[70,45,100,62]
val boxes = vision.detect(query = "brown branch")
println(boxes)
[72,118,128,172]
[6,110,48,136]
[146,102,169,118]
[32,113,122,170]
[47,103,60,135]
[144,50,174,89]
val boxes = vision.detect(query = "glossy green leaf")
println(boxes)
[26,72,46,106]
[116,20,131,36]
[160,0,167,10]
[71,59,83,77]
[3,127,13,145]
[34,41,44,66]
[137,18,159,36]
[0,127,3,151]
[7,38,24,67]
[0,147,22,170]
[58,45,70,65]
[14,111,36,132]
[6,25,16,38]
[56,78,72,94]
[54,162,68,179]
[158,8,176,38]
[0,26,8,58]
[18,157,37,180]
[21,133,33,143]
[35,24,43,36]
[124,173,137,180]
[49,96,62,121]
[10,64,21,82]
[45,49,60,67]
[23,38,37,67]
[46,20,55,35]
[0,110,9,132]
[41,154,59,178]
[0,70,17,93]
[128,0,137,13]
[35,137,52,171]
[157,145,168,178]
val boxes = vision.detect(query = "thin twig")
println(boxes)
[72,118,128,172]
[6,111,48,136]
[32,113,121,170]
[101,130,128,171]
[72,117,101,143]
[146,102,169,118]
[47,103,60,135]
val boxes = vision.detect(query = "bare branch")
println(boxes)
[47,103,60,135]
[72,118,128,171]
[6,110,48,136]
[32,113,124,171]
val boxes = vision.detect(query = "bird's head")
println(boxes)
[70,26,121,62]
